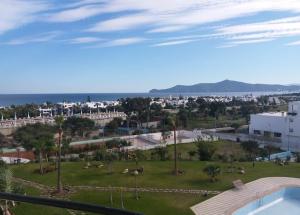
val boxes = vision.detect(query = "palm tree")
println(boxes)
[168,116,178,176]
[55,116,64,193]
[203,164,221,182]
[0,164,12,215]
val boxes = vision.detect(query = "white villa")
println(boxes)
[249,101,300,151]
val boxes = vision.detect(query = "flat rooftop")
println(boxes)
[256,112,287,117]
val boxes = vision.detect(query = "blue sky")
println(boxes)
[1,0,300,93]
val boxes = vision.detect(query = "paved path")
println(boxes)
[13,177,220,196]
[74,185,220,195]
[191,177,300,215]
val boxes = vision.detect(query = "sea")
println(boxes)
[0,91,297,107]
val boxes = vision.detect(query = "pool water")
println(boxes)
[233,187,300,215]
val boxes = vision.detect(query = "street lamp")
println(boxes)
[133,170,139,200]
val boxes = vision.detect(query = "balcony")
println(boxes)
[0,192,142,215]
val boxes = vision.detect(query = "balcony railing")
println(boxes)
[0,192,143,215]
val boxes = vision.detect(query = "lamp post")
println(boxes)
[173,124,178,176]
[57,124,63,193]
[133,170,139,200]
[55,116,64,194]
[120,187,124,209]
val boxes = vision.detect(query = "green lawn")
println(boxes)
[10,157,300,215]
[186,116,246,129]
[143,141,244,161]
[71,191,207,215]
[11,181,206,215]
[11,161,300,191]
[11,186,69,215]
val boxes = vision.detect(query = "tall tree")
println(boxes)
[241,141,259,164]
[14,123,55,174]
[55,116,64,193]
[0,163,12,215]
[63,117,95,137]
[167,116,178,176]
[0,162,25,215]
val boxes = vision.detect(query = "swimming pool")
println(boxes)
[233,187,300,215]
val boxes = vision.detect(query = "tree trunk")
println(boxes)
[174,126,178,176]
[57,128,63,193]
[39,151,43,175]
[120,188,124,209]
[45,153,49,163]
[109,186,113,206]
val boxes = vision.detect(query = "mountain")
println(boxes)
[149,80,300,93]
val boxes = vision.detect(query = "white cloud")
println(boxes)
[216,44,236,49]
[286,40,300,46]
[214,16,300,46]
[90,37,146,47]
[164,15,300,47]
[3,0,300,47]
[87,14,158,32]
[45,0,300,34]
[47,5,104,22]
[4,31,61,45]
[104,37,145,47]
[153,39,198,47]
[148,25,189,33]
[0,0,49,34]
[69,37,103,44]
[230,38,274,45]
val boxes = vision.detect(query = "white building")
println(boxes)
[58,102,77,109]
[249,101,300,151]
[38,108,53,116]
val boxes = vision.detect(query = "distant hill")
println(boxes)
[149,80,300,93]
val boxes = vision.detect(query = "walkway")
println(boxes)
[74,185,220,195]
[191,177,300,215]
[13,177,220,196]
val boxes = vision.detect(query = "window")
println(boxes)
[254,130,261,135]
[264,131,272,137]
[289,128,294,133]
[274,132,282,138]
[290,118,294,123]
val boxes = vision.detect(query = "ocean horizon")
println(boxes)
[0,91,296,107]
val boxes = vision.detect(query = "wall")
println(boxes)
[249,114,286,136]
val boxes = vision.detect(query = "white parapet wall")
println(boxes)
[0,157,30,164]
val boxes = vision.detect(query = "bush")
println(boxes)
[105,139,131,149]
[203,164,221,182]
[95,149,107,161]
[92,135,100,140]
[151,147,169,161]
[69,157,81,162]
[135,150,148,161]
[195,140,216,161]
[295,153,300,163]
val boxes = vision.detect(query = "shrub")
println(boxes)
[203,164,221,182]
[195,140,216,161]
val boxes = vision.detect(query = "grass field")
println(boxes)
[11,186,69,215]
[186,116,246,130]
[71,191,207,215]
[11,185,206,215]
[11,161,300,191]
[9,141,300,215]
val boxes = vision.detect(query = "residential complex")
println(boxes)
[250,101,300,151]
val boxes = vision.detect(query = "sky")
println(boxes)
[0,0,300,94]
